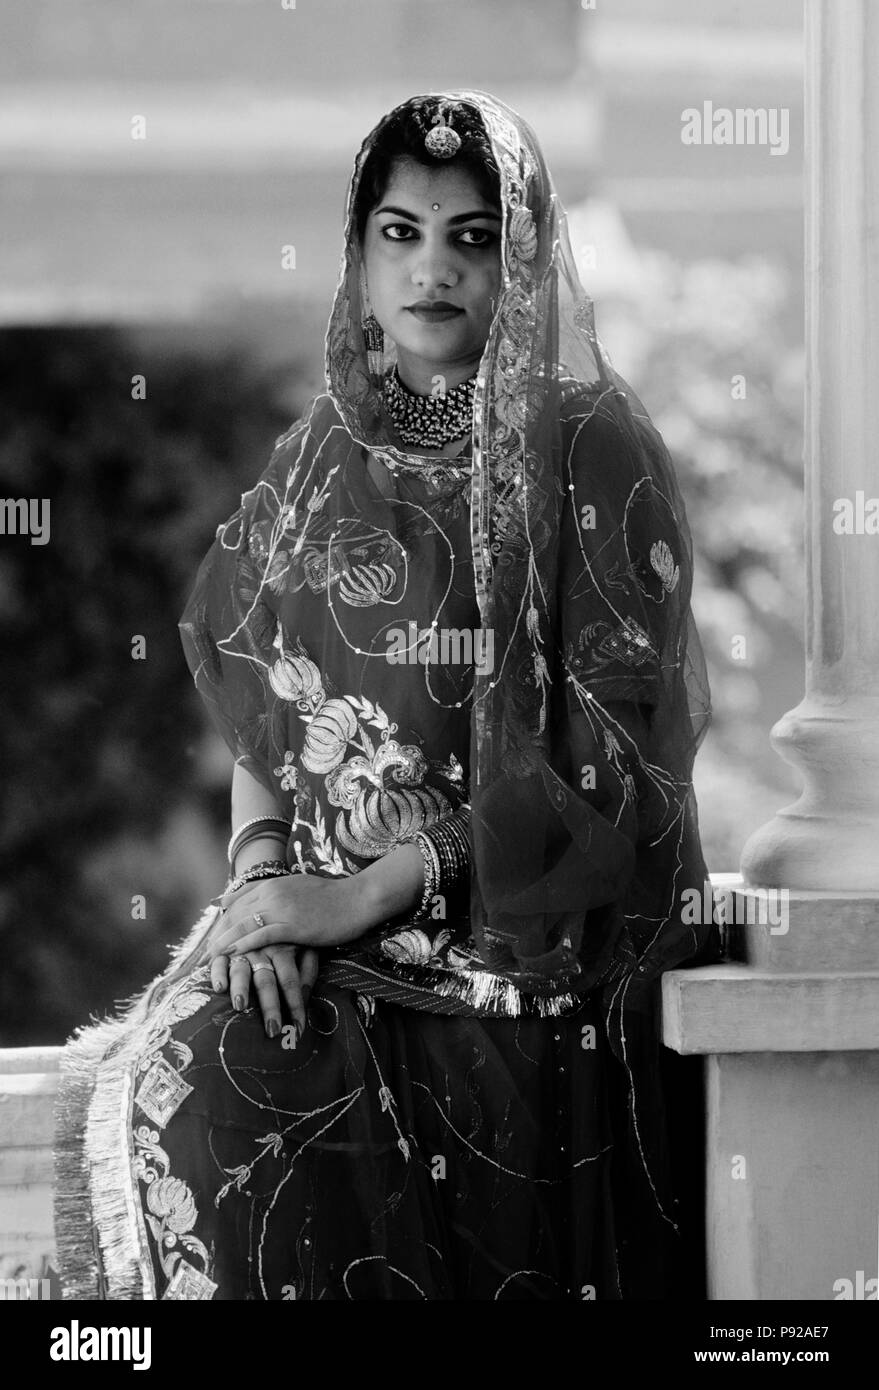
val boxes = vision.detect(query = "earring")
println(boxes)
[360,268,385,385]
[362,313,385,384]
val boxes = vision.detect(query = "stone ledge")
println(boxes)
[713,876,879,972]
[0,1050,62,1162]
[662,964,879,1054]
[0,1047,61,1076]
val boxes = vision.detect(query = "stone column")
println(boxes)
[740,0,879,893]
[662,1,879,1302]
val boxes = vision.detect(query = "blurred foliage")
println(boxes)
[602,254,806,871]
[0,326,311,1044]
[0,256,805,1042]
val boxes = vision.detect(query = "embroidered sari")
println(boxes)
[54,91,719,1301]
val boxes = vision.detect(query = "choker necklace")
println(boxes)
[382,365,476,448]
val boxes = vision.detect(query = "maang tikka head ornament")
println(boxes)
[424,102,462,158]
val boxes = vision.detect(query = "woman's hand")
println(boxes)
[207,871,372,959]
[204,849,425,1036]
[209,944,318,1042]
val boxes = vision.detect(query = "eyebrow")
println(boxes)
[373,205,502,224]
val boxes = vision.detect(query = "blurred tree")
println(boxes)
[607,253,805,870]
[0,326,310,1043]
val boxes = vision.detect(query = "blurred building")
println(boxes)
[0,0,802,324]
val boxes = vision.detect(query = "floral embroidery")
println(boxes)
[380,927,453,967]
[301,698,360,774]
[147,1175,198,1234]
[354,992,376,1028]
[130,975,216,1299]
[338,561,397,606]
[269,632,458,862]
[269,634,326,709]
[568,617,658,675]
[649,539,680,593]
[274,750,299,792]
[134,1124,215,1299]
[508,205,537,263]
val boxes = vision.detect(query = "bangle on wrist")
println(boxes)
[228,816,292,870]
[225,859,291,895]
[404,833,440,923]
[403,809,471,921]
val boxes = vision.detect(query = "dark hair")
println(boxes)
[353,97,501,243]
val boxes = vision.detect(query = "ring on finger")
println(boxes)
[253,912,265,927]
[251,962,275,976]
[229,954,251,970]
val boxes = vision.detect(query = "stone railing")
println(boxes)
[662,878,879,1300]
[0,1047,60,1291]
[2,864,877,1303]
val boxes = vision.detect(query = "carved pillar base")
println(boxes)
[740,695,879,892]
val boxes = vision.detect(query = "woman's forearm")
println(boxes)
[229,764,444,928]
[358,843,426,924]
[230,761,290,875]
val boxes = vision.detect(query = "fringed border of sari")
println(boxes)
[53,901,221,1301]
[321,955,586,1018]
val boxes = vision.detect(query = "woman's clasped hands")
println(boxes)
[205,872,369,1042]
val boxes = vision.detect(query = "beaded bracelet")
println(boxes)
[227,816,292,869]
[225,859,291,896]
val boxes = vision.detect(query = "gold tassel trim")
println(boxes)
[321,955,583,1018]
[53,902,220,1301]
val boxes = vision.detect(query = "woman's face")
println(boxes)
[360,157,502,393]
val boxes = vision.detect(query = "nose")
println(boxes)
[410,236,459,292]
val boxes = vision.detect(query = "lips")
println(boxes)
[406,302,464,323]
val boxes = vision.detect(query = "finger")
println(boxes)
[267,948,305,1037]
[220,923,289,956]
[298,947,320,1010]
[206,919,254,957]
[228,954,252,1011]
[207,918,286,958]
[210,954,229,996]
[206,902,277,957]
[248,955,283,1038]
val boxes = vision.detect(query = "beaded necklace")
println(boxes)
[382,364,477,448]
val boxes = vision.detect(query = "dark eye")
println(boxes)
[457,228,496,248]
[381,224,416,242]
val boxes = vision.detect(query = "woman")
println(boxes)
[54,90,719,1301]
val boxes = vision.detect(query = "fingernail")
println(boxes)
[266,1018,280,1038]
[233,994,245,1011]
[214,979,225,993]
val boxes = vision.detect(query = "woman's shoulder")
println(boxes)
[557,373,619,420]
[557,376,630,467]
[270,391,339,458]
[558,373,668,461]
[240,392,342,504]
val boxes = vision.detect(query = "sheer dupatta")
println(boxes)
[321,90,718,1005]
